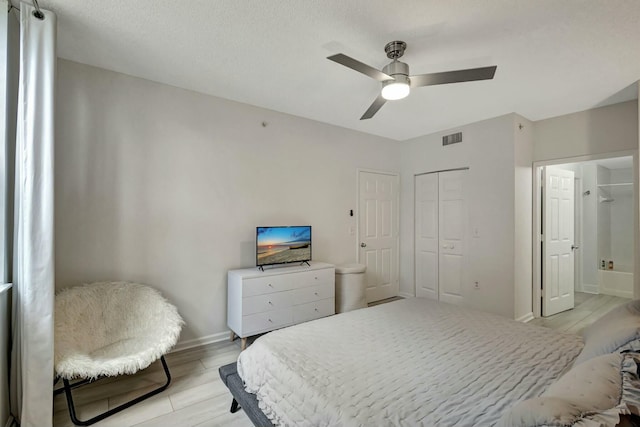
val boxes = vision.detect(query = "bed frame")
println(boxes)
[218,362,275,427]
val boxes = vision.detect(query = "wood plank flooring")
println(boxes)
[53,339,252,427]
[53,293,626,427]
[529,292,629,333]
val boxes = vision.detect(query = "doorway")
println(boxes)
[534,154,636,317]
[357,170,399,303]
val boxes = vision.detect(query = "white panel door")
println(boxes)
[438,170,467,305]
[415,173,439,299]
[543,166,575,317]
[358,171,399,303]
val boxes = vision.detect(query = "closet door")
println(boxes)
[415,173,439,299]
[438,170,467,305]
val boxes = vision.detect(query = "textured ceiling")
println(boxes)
[31,0,640,141]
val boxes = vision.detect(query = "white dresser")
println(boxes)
[227,262,335,349]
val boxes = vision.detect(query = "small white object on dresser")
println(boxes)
[228,262,335,349]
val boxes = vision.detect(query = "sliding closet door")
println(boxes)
[438,170,467,305]
[415,173,439,299]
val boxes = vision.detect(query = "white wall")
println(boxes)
[513,114,534,320]
[400,114,524,319]
[597,166,612,268]
[607,167,634,272]
[637,84,640,295]
[534,101,638,161]
[581,163,598,292]
[55,60,401,346]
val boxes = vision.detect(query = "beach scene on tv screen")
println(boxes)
[257,226,311,266]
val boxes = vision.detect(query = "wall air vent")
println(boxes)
[442,132,463,146]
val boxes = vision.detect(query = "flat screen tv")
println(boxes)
[256,226,312,267]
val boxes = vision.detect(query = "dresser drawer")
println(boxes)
[242,308,292,336]
[291,283,335,305]
[242,275,294,297]
[289,268,334,289]
[292,298,334,324]
[243,291,293,316]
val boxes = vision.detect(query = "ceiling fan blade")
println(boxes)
[410,65,497,87]
[328,54,393,82]
[360,95,387,120]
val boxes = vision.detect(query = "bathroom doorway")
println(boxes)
[534,153,635,318]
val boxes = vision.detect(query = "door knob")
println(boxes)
[360,243,367,247]
[571,245,579,251]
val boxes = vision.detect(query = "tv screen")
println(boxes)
[256,226,312,267]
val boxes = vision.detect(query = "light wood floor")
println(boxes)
[53,293,625,427]
[529,292,629,333]
[53,339,252,427]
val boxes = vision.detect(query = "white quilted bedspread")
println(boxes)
[237,298,583,427]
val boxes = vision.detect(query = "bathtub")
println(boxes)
[599,268,634,298]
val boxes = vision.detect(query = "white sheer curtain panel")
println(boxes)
[9,4,56,427]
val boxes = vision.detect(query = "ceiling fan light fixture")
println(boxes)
[327,40,497,119]
[381,77,410,100]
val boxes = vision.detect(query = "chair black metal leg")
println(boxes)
[54,378,93,395]
[62,355,172,426]
[230,398,240,413]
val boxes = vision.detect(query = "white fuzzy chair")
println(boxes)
[54,282,184,426]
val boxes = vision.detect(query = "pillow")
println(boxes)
[574,300,640,366]
[498,352,640,427]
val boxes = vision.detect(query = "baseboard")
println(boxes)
[581,283,599,294]
[601,289,633,299]
[171,331,231,353]
[515,312,534,323]
[398,291,414,299]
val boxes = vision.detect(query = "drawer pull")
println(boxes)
[314,277,318,280]
[268,318,273,323]
[314,308,319,312]
[268,301,273,305]
[314,292,319,296]
[268,283,273,287]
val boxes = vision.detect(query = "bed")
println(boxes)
[221,297,640,427]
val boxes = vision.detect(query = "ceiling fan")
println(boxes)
[327,41,497,120]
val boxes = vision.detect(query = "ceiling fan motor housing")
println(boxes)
[382,60,410,85]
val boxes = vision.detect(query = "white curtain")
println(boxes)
[10,4,56,427]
